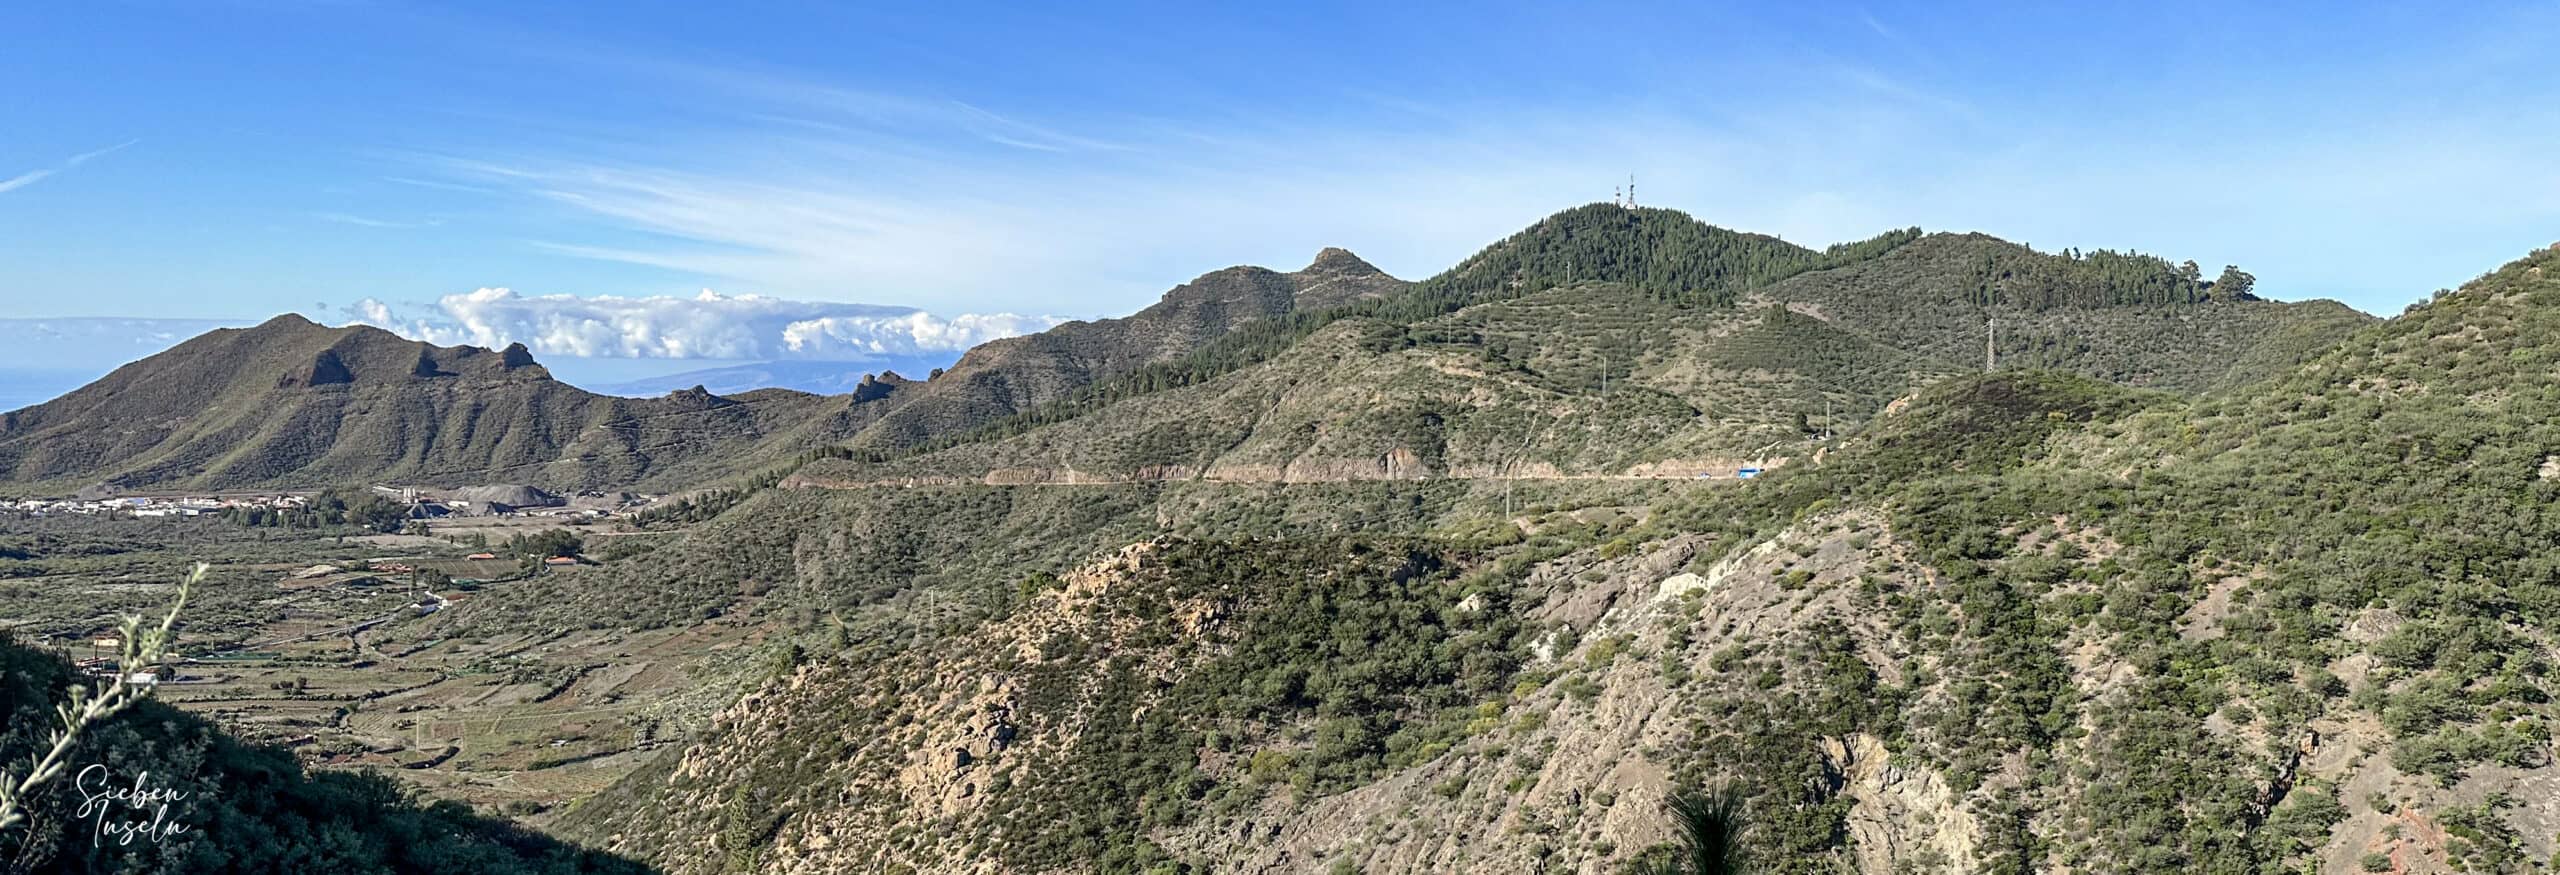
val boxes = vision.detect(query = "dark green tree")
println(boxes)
[2212,265,2256,300]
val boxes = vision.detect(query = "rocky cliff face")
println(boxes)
[1821,733,1977,873]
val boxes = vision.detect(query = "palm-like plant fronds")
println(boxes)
[1643,784,1749,875]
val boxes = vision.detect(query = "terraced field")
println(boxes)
[1,511,761,825]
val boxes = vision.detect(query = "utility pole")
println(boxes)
[1985,315,1998,372]
[1502,414,1549,519]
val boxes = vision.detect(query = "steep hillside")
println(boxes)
[844,248,1411,447]
[555,536,1542,873]
[550,246,2560,874]
[418,472,1675,639]
[1646,243,2560,871]
[788,286,1942,487]
[0,634,646,873]
[861,205,1912,459]
[0,315,842,494]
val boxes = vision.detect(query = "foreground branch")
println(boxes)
[0,563,200,832]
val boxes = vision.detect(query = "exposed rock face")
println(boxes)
[558,512,2036,874]
[847,372,911,404]
[1822,733,1977,874]
[1280,447,1430,481]
[291,349,356,387]
[892,680,1023,820]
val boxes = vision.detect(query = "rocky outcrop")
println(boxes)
[1821,733,1976,874]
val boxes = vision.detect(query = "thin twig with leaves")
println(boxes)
[0,563,200,833]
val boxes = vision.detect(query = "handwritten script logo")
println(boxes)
[70,764,191,847]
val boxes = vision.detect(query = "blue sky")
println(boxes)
[5,0,2557,343]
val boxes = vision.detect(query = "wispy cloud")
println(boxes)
[411,101,1965,318]
[382,175,497,194]
[1859,9,1896,40]
[317,212,444,228]
[367,16,2560,318]
[0,139,139,195]
[949,100,1130,153]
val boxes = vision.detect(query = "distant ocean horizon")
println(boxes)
[0,368,100,414]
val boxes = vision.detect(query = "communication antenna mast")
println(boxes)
[1627,175,1636,209]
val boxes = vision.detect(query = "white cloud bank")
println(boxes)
[347,289,1059,361]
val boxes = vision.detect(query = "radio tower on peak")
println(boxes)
[1626,175,1636,209]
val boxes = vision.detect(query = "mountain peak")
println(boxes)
[1290,247,1405,310]
[258,313,322,330]
[1300,247,1382,277]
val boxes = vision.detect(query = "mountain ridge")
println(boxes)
[0,250,1406,494]
[0,207,2373,499]
[835,246,1412,448]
